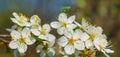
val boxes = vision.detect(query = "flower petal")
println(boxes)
[11,30,21,39]
[40,51,46,57]
[80,32,89,41]
[11,18,18,24]
[67,15,75,23]
[64,29,73,38]
[74,29,89,41]
[45,34,55,41]
[47,48,55,57]
[85,40,93,49]
[96,26,103,34]
[24,22,31,27]
[58,13,67,22]
[50,21,61,29]
[22,28,31,38]
[57,27,65,35]
[43,24,51,33]
[102,50,110,57]
[36,45,43,53]
[39,35,46,40]
[12,12,19,20]
[64,44,75,55]
[74,41,85,50]
[18,43,27,53]
[25,37,36,45]
[45,34,56,47]
[30,15,41,24]
[73,29,82,39]
[31,29,40,36]
[9,40,19,49]
[58,36,68,47]
[104,49,114,53]
[67,24,77,29]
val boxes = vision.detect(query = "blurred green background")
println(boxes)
[0,0,120,57]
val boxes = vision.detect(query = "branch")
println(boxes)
[0,34,11,38]
[0,38,9,44]
[0,34,10,45]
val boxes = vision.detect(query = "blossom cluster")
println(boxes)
[8,12,114,57]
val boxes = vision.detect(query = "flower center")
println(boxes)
[62,21,67,27]
[89,33,95,40]
[19,38,26,43]
[18,20,23,24]
[85,50,94,57]
[34,16,39,22]
[40,28,45,35]
[68,38,74,44]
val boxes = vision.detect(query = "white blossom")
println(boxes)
[93,35,114,57]
[9,28,36,53]
[31,24,55,44]
[11,12,31,26]
[50,13,77,35]
[58,29,89,55]
[30,15,41,28]
[36,41,55,57]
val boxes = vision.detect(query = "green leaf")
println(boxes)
[61,6,71,13]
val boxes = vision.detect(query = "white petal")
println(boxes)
[75,29,89,41]
[11,30,21,39]
[85,40,93,49]
[31,29,40,36]
[93,38,101,51]
[45,34,55,41]
[25,37,36,45]
[24,22,31,27]
[36,45,43,53]
[67,24,77,29]
[22,28,31,38]
[64,29,73,38]
[39,35,46,40]
[96,26,103,34]
[58,36,68,47]
[80,32,89,41]
[67,15,75,23]
[104,49,114,53]
[50,21,61,28]
[64,44,75,55]
[57,27,65,35]
[43,24,51,33]
[63,55,68,57]
[12,12,19,20]
[81,18,90,29]
[102,50,110,57]
[40,51,46,57]
[45,34,56,47]
[30,15,41,24]
[58,13,67,22]
[73,29,82,39]
[47,48,55,57]
[18,43,27,53]
[11,18,18,23]
[9,40,19,49]
[74,41,85,50]
[88,26,103,35]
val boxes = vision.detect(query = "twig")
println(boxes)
[0,38,10,44]
[0,34,11,38]
[0,34,11,44]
